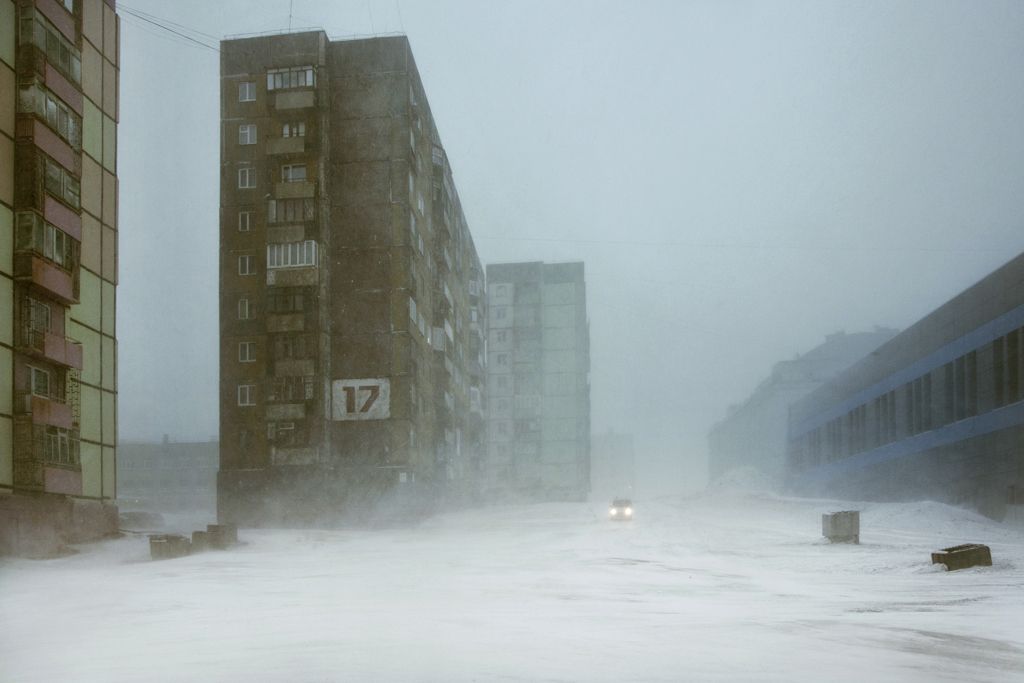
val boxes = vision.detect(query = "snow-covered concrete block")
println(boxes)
[822,510,859,544]
[149,534,191,560]
[931,544,992,571]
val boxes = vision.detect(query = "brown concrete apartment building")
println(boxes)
[0,0,119,556]
[219,32,486,525]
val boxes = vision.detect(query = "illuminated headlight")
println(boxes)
[609,508,618,516]
[624,508,633,516]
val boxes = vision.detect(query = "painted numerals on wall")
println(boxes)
[331,379,391,420]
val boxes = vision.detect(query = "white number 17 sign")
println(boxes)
[331,379,390,420]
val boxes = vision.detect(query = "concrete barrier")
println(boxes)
[931,544,992,571]
[822,510,860,544]
[149,534,191,560]
[207,524,237,549]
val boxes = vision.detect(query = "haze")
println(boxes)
[116,0,1024,496]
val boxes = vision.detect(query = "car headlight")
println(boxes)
[624,508,633,516]
[609,508,617,515]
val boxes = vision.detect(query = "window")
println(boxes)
[237,384,256,406]
[266,66,315,90]
[27,298,52,333]
[273,335,313,360]
[19,10,81,84]
[61,0,74,13]
[18,81,82,149]
[238,81,256,102]
[30,366,50,397]
[267,289,304,313]
[43,426,77,465]
[267,198,314,223]
[239,342,256,362]
[281,164,307,183]
[237,298,251,320]
[267,376,315,402]
[266,240,317,269]
[238,211,252,232]
[239,124,257,145]
[283,122,306,137]
[42,156,79,209]
[16,212,78,270]
[238,167,256,189]
[238,255,254,275]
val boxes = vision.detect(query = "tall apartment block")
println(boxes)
[219,32,486,525]
[0,0,119,556]
[485,262,590,501]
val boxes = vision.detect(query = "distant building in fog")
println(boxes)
[708,328,898,484]
[485,262,591,501]
[590,431,634,501]
[118,438,218,513]
[787,252,1024,519]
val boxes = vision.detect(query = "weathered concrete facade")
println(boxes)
[1,0,120,556]
[787,252,1024,518]
[708,329,897,484]
[485,262,590,501]
[219,33,485,525]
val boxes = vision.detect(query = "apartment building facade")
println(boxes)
[0,0,119,556]
[219,32,486,525]
[485,262,590,501]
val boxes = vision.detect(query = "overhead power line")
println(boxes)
[118,3,220,52]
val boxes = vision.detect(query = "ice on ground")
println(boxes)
[2,491,1023,682]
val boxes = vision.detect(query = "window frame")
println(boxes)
[238,124,257,145]
[238,341,256,363]
[238,81,256,102]
[237,384,256,407]
[237,167,256,189]
[238,254,255,275]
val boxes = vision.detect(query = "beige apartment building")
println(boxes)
[0,0,119,556]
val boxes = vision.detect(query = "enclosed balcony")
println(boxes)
[12,416,82,495]
[266,136,305,155]
[15,391,74,430]
[18,325,83,369]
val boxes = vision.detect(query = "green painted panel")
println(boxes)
[101,334,115,390]
[101,389,114,446]
[102,114,116,173]
[83,99,102,163]
[0,1,14,69]
[102,446,115,499]
[71,269,101,331]
[0,205,13,276]
[0,416,11,487]
[101,279,115,335]
[0,276,11,347]
[0,346,10,415]
[80,442,102,498]
[68,320,101,386]
[80,384,101,442]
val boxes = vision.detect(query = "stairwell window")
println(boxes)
[267,240,316,269]
[238,210,251,232]
[238,81,256,102]
[239,124,257,145]
[281,164,307,183]
[237,298,251,320]
[238,167,256,189]
[238,255,255,275]
[239,342,256,362]
[237,384,256,407]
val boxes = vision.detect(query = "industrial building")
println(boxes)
[0,0,119,556]
[787,252,1024,518]
[485,261,590,501]
[708,328,897,484]
[219,32,486,525]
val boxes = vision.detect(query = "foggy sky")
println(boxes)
[116,0,1024,495]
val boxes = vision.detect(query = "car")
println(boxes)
[608,498,634,521]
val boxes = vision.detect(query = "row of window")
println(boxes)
[237,165,310,189]
[792,329,1024,468]
[16,212,79,271]
[238,198,316,231]
[236,241,318,274]
[237,122,306,144]
[237,335,316,363]
[19,9,82,85]
[235,290,306,321]
[237,378,316,407]
[43,425,78,466]
[18,80,82,150]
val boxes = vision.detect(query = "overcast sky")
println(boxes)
[116,0,1024,494]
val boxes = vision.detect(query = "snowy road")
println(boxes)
[2,492,1024,682]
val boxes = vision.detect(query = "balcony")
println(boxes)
[18,327,84,369]
[12,416,82,494]
[267,267,317,287]
[266,403,306,421]
[266,136,305,155]
[274,359,315,377]
[274,181,316,199]
[274,90,316,110]
[15,392,74,430]
[267,313,305,333]
[14,252,78,304]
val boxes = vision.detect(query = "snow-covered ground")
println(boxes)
[2,490,1023,682]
